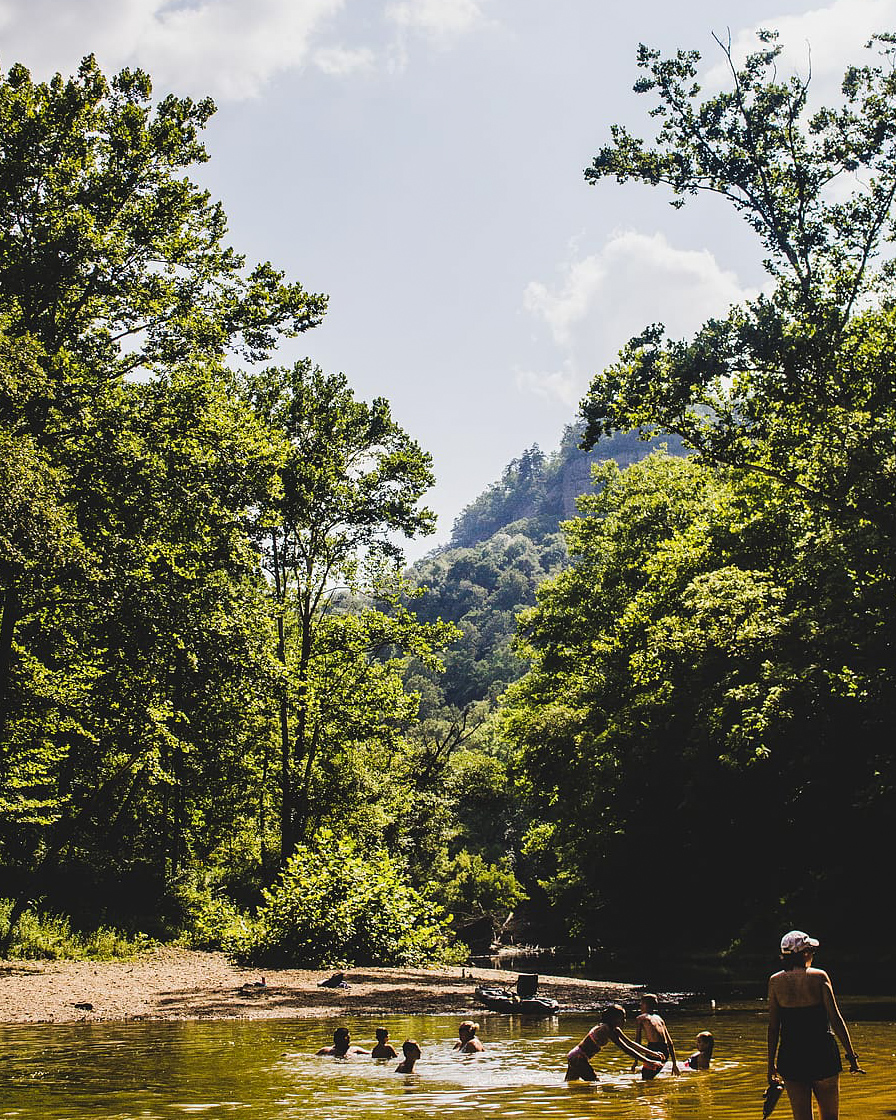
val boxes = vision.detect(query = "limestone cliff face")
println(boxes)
[558,433,681,520]
[448,427,685,551]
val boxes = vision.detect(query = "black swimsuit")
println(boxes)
[776,1005,842,1083]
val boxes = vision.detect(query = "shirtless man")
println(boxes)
[371,1027,398,1059]
[632,993,680,1078]
[396,1039,421,1073]
[565,1003,665,1081]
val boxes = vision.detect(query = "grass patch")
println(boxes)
[0,899,156,960]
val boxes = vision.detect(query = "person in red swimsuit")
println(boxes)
[565,1003,665,1081]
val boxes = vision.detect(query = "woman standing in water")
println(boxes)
[767,930,864,1120]
[565,1004,665,1081]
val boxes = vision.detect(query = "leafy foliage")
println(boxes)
[0,56,451,958]
[245,360,443,857]
[235,830,464,967]
[0,898,154,959]
[499,29,896,955]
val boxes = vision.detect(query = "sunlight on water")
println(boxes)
[0,1002,893,1120]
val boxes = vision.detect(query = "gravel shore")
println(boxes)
[0,948,640,1024]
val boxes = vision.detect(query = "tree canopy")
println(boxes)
[0,57,459,961]
[500,31,896,956]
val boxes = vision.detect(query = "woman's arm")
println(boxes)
[821,973,864,1073]
[613,1028,664,1064]
[767,980,782,1083]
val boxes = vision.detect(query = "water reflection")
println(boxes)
[0,1005,893,1119]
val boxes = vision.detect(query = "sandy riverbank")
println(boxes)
[0,948,640,1024]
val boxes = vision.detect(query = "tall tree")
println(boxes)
[0,56,325,378]
[504,29,896,953]
[0,54,326,948]
[0,55,327,760]
[580,31,896,535]
[245,361,440,858]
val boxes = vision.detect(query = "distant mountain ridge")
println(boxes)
[448,424,685,550]
[406,424,686,711]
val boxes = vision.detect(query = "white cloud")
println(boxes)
[384,0,489,39]
[0,0,497,98]
[704,0,896,99]
[313,44,375,75]
[0,0,346,99]
[519,230,759,406]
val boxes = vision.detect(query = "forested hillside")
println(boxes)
[5,29,896,968]
[407,426,684,710]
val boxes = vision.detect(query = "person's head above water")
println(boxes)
[599,1003,626,1028]
[639,992,659,1012]
[333,1027,351,1054]
[375,1028,389,1043]
[402,1039,421,1059]
[695,1031,714,1057]
[458,1020,479,1037]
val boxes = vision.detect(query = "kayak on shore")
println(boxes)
[474,985,560,1016]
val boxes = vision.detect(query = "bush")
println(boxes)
[437,851,528,938]
[234,830,466,967]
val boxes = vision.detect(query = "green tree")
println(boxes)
[504,453,886,950]
[0,53,326,950]
[502,30,896,952]
[236,829,462,967]
[0,56,325,377]
[581,31,896,533]
[0,355,284,949]
[244,361,441,858]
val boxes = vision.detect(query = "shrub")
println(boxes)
[0,899,154,959]
[234,830,466,967]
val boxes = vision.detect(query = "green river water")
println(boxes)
[1,1001,893,1119]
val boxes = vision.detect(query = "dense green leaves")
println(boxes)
[236,830,463,967]
[0,56,459,964]
[0,56,326,375]
[499,30,896,955]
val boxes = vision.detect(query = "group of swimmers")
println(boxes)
[565,993,712,1081]
[317,928,864,1120]
[317,1019,484,1072]
[317,998,711,1080]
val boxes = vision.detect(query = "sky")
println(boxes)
[2,0,895,556]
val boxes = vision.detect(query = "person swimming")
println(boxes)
[316,1027,367,1057]
[684,1031,714,1069]
[565,1004,665,1081]
[371,1027,398,1059]
[396,1039,421,1073]
[454,1020,484,1053]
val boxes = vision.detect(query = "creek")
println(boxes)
[1,999,893,1119]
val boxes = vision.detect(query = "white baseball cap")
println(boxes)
[780,930,819,954]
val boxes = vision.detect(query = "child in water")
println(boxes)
[371,1027,398,1059]
[396,1039,421,1073]
[316,1027,367,1057]
[565,1004,665,1081]
[454,1020,484,1053]
[684,1031,714,1070]
[631,992,680,1078]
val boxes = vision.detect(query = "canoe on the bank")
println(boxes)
[474,985,560,1016]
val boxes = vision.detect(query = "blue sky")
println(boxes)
[2,0,893,556]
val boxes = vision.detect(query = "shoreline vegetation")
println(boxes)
[0,948,638,1024]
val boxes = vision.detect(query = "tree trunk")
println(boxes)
[0,583,20,741]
